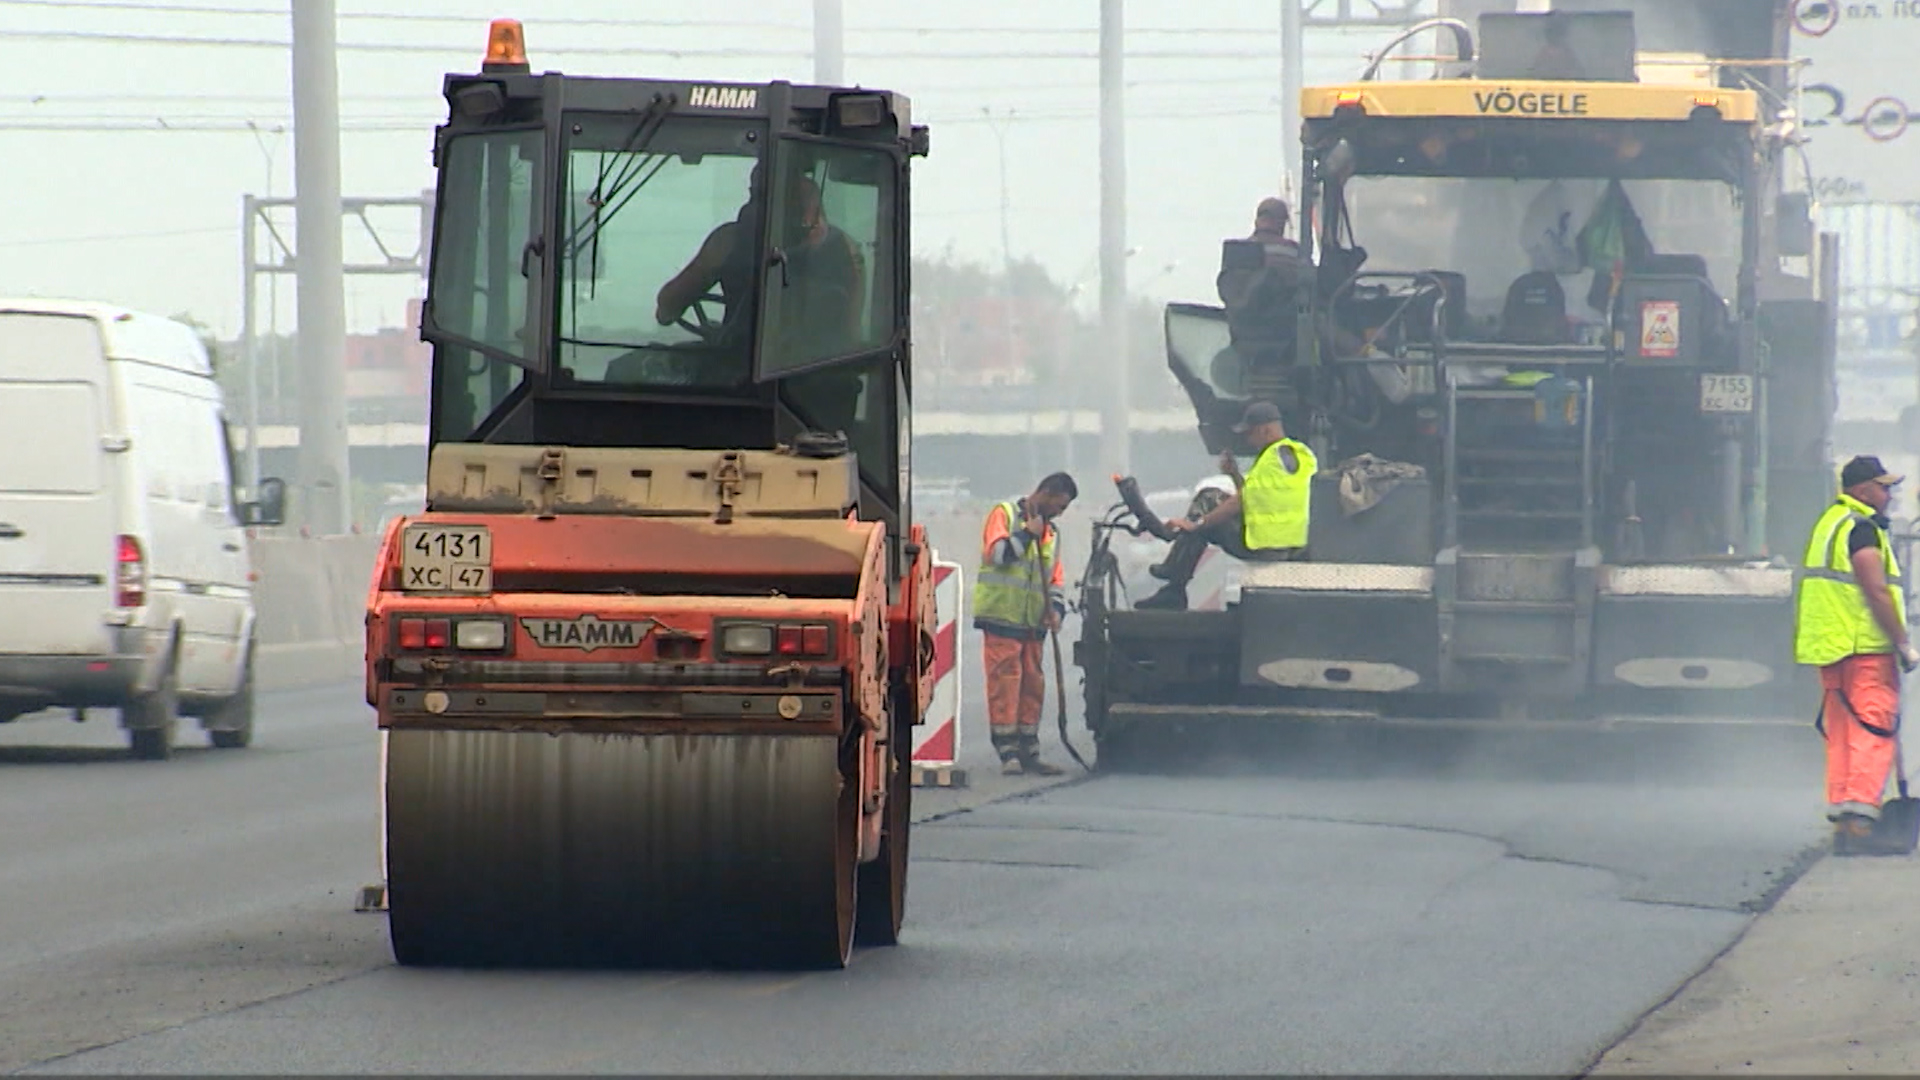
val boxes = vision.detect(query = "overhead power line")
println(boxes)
[0,0,809,30]
[0,0,1302,37]
[0,224,234,247]
[0,28,1297,62]
[9,69,1350,108]
[0,105,1288,135]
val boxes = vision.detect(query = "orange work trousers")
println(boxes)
[1820,653,1901,818]
[982,631,1046,761]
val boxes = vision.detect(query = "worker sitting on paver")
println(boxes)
[1134,401,1316,612]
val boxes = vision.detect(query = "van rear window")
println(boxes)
[0,382,101,494]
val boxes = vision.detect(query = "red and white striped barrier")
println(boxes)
[910,555,967,787]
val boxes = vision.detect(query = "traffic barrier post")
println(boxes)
[911,556,967,788]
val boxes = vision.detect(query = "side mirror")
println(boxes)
[242,477,288,527]
[1776,192,1814,258]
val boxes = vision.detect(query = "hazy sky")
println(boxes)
[0,0,1418,343]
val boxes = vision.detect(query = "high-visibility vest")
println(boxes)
[1795,494,1907,667]
[1241,438,1317,551]
[972,501,1057,637]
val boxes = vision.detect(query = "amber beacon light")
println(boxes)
[482,18,530,71]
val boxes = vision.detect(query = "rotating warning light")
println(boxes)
[483,18,530,72]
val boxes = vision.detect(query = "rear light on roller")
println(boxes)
[721,623,774,655]
[801,625,829,655]
[114,534,146,608]
[723,621,832,659]
[776,625,804,655]
[453,618,506,650]
[394,615,502,653]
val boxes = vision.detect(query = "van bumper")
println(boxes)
[0,633,159,712]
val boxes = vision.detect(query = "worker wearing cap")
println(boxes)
[1795,454,1920,853]
[973,472,1077,776]
[1218,198,1307,362]
[1136,401,1317,611]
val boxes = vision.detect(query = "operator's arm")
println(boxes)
[1850,527,1911,652]
[837,229,867,342]
[655,223,737,325]
[1172,492,1242,533]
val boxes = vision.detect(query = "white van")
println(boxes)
[0,300,287,759]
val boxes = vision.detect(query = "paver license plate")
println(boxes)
[400,524,492,593]
[1699,374,1753,414]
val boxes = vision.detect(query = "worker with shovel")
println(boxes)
[1795,455,1920,855]
[973,473,1077,776]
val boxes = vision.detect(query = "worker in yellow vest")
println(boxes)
[1137,401,1316,611]
[1794,454,1920,854]
[973,472,1077,776]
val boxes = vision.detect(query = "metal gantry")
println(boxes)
[238,192,432,488]
[1823,202,1920,432]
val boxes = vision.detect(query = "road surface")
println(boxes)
[0,684,1831,1074]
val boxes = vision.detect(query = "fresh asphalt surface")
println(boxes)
[0,680,1835,1075]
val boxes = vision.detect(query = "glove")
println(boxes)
[1900,643,1919,673]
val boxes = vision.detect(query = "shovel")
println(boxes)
[1873,712,1920,855]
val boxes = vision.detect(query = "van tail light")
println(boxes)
[115,535,146,608]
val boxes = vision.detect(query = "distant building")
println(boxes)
[344,297,430,401]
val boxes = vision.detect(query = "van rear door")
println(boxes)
[0,313,119,656]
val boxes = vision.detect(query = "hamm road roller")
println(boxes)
[363,19,935,968]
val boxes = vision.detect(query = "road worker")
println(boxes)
[1217,197,1307,357]
[973,472,1077,776]
[1795,454,1920,854]
[1136,401,1316,611]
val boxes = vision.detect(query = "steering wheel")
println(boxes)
[674,290,728,343]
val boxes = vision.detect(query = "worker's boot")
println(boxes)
[993,729,1024,775]
[1833,813,1877,856]
[1018,731,1065,776]
[1114,475,1176,541]
[1137,533,1207,611]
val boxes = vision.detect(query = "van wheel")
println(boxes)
[207,648,255,750]
[125,655,179,762]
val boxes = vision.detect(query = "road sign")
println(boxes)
[1795,4,1920,202]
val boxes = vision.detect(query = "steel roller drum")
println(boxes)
[384,728,857,969]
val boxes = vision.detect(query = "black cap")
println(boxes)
[1841,454,1905,489]
[1232,401,1283,433]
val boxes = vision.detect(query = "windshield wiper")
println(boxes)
[565,92,677,269]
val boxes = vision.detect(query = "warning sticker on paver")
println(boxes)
[1639,300,1679,358]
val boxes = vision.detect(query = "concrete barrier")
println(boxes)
[251,534,382,692]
